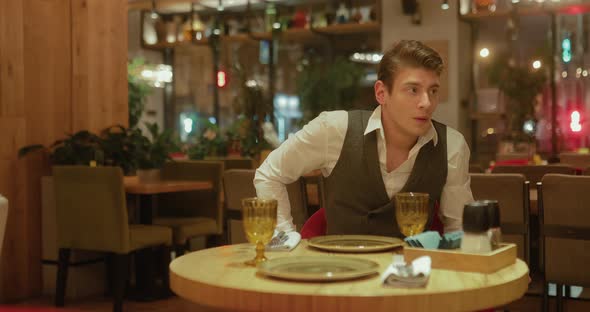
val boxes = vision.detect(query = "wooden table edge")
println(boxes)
[169,258,529,312]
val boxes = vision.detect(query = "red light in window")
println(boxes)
[570,110,582,132]
[560,5,590,15]
[216,70,227,88]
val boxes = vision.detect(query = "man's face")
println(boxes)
[375,66,440,139]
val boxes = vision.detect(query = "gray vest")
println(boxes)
[323,110,448,237]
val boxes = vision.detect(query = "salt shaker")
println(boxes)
[461,201,492,253]
[481,200,501,249]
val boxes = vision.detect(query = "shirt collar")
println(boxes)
[363,106,438,146]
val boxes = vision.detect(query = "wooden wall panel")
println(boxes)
[0,0,128,302]
[23,0,72,146]
[0,0,71,301]
[72,0,128,133]
[0,118,26,160]
[0,0,24,117]
[0,0,27,301]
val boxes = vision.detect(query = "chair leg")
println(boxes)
[104,254,113,297]
[112,253,129,312]
[175,244,185,258]
[206,235,222,248]
[556,283,563,312]
[55,248,71,307]
[225,219,232,245]
[542,282,549,312]
[159,245,172,296]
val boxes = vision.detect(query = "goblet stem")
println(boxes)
[245,241,268,266]
[254,241,268,264]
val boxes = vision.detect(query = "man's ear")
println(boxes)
[374,80,389,105]
[374,80,387,106]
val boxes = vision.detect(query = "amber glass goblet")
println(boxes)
[394,192,429,237]
[242,197,278,266]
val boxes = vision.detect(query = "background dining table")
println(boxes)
[169,240,529,312]
[123,176,213,300]
[123,176,213,224]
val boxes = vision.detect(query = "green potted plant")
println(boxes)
[18,130,104,166]
[100,125,143,175]
[134,122,180,182]
[488,53,547,147]
[234,116,272,158]
[128,58,153,129]
[187,119,228,160]
[230,63,274,160]
[296,56,364,122]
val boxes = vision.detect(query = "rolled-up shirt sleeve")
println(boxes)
[440,135,474,233]
[254,112,330,232]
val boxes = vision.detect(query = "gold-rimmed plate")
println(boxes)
[258,256,379,282]
[308,235,404,253]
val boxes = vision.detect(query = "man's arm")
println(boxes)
[254,113,331,232]
[440,135,474,233]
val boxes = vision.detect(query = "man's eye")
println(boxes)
[430,89,439,95]
[408,87,418,94]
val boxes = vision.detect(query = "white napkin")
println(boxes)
[266,231,301,251]
[381,255,431,288]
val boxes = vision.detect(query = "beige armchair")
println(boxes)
[470,173,530,263]
[559,152,590,170]
[492,165,576,185]
[539,174,590,311]
[154,160,224,255]
[223,169,308,244]
[53,166,172,312]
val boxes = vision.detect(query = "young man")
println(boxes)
[254,40,473,236]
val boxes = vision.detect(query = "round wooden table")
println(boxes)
[170,241,529,312]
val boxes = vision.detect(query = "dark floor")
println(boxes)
[10,295,221,312]
[9,261,590,311]
[7,291,589,312]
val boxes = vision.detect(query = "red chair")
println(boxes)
[300,208,326,239]
[300,201,444,239]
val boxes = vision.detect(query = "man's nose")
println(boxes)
[417,92,431,110]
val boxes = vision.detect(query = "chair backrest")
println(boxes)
[496,152,530,162]
[223,169,308,229]
[0,195,8,257]
[468,164,485,173]
[53,166,130,253]
[559,152,590,170]
[223,169,256,213]
[159,160,224,234]
[223,158,254,170]
[286,178,308,230]
[540,174,590,286]
[469,173,529,263]
[492,165,576,185]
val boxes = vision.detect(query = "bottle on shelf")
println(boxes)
[336,3,350,24]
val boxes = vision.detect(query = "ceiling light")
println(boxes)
[479,48,490,58]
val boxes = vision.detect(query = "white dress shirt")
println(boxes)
[255,106,474,233]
